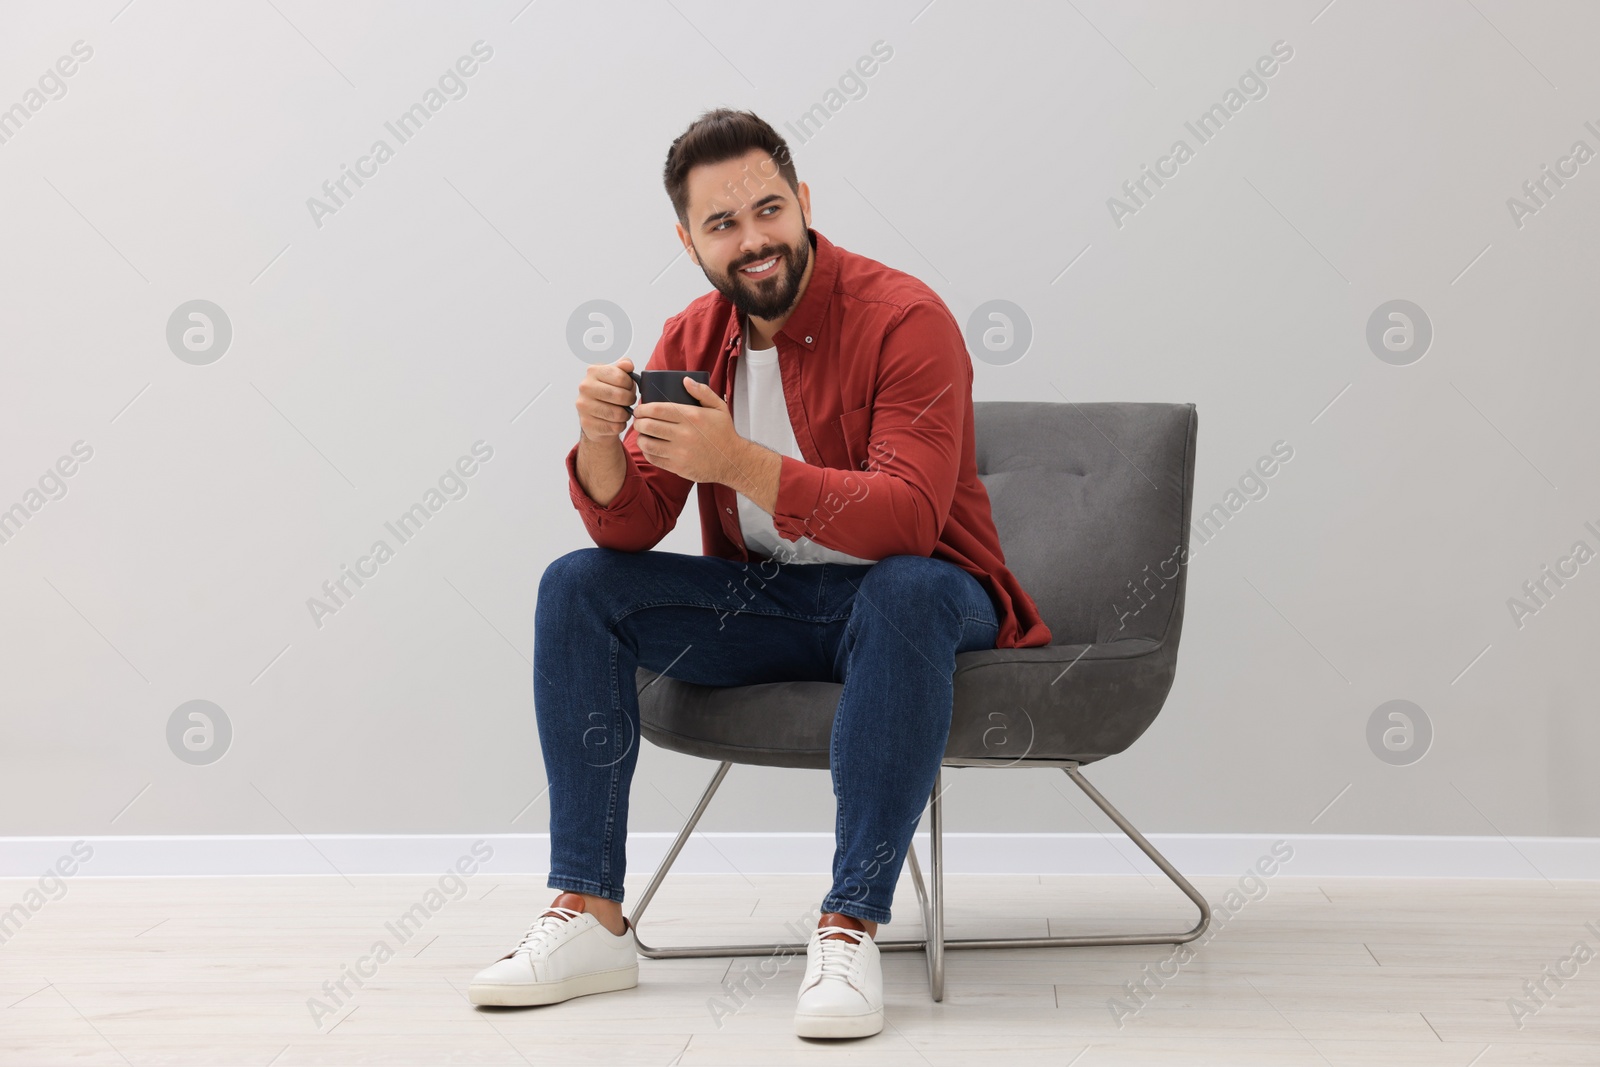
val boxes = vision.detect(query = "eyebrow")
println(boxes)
[701,193,786,229]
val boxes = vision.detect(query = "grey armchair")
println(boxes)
[627,401,1207,1001]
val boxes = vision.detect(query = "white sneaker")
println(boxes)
[793,924,884,1038]
[468,906,639,1007]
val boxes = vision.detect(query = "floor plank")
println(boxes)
[0,874,1596,1064]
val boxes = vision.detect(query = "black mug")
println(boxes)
[629,369,710,407]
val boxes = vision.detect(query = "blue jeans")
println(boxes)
[533,547,1001,925]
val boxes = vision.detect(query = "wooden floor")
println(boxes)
[2,871,1597,1064]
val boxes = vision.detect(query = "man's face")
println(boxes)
[678,148,811,321]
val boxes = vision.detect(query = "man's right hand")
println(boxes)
[576,356,637,443]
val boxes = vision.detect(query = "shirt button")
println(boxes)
[725,507,733,514]
[804,336,813,344]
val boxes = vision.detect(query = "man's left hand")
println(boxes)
[634,376,750,486]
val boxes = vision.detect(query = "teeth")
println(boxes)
[742,257,777,275]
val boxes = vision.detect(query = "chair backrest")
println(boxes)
[973,401,1198,649]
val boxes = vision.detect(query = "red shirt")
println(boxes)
[564,227,1052,649]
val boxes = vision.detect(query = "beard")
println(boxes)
[701,228,812,320]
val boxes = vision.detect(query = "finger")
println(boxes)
[634,401,668,421]
[597,373,637,399]
[635,417,673,441]
[684,377,722,406]
[596,359,636,381]
[596,382,637,406]
[586,393,634,416]
[583,399,633,426]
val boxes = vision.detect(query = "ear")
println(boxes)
[675,223,698,266]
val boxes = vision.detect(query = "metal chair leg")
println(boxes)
[926,767,946,1000]
[627,761,737,957]
[905,838,932,935]
[919,765,1211,951]
[629,762,938,962]
[1056,764,1212,946]
[625,760,1210,997]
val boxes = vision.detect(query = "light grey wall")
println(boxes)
[2,0,1595,844]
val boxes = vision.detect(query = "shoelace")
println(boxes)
[512,906,584,956]
[811,926,869,984]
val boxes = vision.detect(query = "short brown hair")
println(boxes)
[663,108,799,227]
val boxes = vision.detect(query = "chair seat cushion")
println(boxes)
[636,637,1176,770]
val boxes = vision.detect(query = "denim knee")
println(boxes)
[540,546,610,594]
[852,555,973,622]
[537,547,629,623]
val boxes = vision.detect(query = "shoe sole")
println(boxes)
[469,963,639,1007]
[794,1007,885,1038]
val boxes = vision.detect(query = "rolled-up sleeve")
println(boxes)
[771,299,968,559]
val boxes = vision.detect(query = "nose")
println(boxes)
[737,224,772,257]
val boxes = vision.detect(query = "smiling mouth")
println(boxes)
[739,255,780,277]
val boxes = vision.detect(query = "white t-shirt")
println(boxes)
[732,321,877,566]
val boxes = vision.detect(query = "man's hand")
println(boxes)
[575,356,638,443]
[634,376,755,486]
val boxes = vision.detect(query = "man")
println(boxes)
[469,108,1051,1038]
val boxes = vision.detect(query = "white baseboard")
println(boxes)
[2,833,1598,879]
